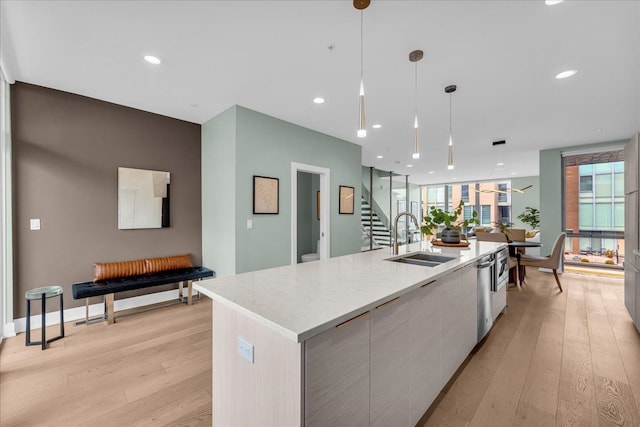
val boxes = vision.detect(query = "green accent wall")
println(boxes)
[202,107,237,277]
[203,106,362,276]
[539,139,628,253]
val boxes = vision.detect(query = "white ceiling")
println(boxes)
[1,0,639,185]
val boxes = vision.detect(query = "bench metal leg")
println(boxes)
[75,298,107,326]
[105,293,115,325]
[187,280,193,306]
[41,295,46,350]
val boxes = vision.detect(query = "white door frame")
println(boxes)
[291,162,330,265]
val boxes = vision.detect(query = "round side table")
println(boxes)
[25,285,65,350]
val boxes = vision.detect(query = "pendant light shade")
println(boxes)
[445,84,457,170]
[355,0,370,138]
[409,50,423,160]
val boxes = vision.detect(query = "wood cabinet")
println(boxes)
[370,297,411,426]
[408,279,443,425]
[461,263,478,356]
[625,193,637,324]
[440,269,464,382]
[305,312,371,427]
[304,262,481,426]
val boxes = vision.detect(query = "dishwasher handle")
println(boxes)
[477,261,493,268]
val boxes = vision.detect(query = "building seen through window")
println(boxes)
[563,148,625,268]
[422,180,512,232]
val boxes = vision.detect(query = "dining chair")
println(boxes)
[517,232,567,292]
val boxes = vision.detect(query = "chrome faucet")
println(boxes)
[393,211,420,255]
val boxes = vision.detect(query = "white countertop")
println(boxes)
[195,241,505,343]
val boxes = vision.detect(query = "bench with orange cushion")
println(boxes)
[72,254,214,324]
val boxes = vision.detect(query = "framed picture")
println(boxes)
[253,176,279,214]
[339,185,355,214]
[317,191,321,220]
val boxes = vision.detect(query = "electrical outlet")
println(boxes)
[247,219,253,229]
[30,219,41,230]
[238,337,254,364]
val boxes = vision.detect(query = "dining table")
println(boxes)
[507,240,543,284]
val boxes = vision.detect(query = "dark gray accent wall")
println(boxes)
[11,83,202,317]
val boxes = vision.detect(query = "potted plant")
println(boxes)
[492,219,513,234]
[420,200,479,244]
[517,206,540,230]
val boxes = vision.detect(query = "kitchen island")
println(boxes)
[195,240,505,426]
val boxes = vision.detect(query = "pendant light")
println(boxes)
[409,50,423,160]
[354,0,370,138]
[445,84,457,170]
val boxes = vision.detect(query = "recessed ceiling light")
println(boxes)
[511,172,518,175]
[372,124,382,129]
[555,69,578,79]
[428,171,435,174]
[496,162,505,167]
[407,164,413,168]
[451,177,457,180]
[545,0,564,5]
[313,97,325,104]
[144,55,161,65]
[376,155,383,159]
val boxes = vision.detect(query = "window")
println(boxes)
[480,205,491,226]
[498,206,510,224]
[563,148,625,268]
[579,176,593,192]
[497,184,508,203]
[463,205,474,220]
[423,180,511,229]
[461,184,469,203]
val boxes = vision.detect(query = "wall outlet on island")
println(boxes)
[238,337,254,364]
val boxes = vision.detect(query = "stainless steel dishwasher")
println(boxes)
[477,254,494,341]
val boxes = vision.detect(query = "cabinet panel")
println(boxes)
[409,279,443,426]
[625,192,638,256]
[461,264,478,355]
[305,312,370,427]
[440,269,464,383]
[625,264,636,324]
[370,296,411,427]
[624,133,638,195]
[635,265,640,333]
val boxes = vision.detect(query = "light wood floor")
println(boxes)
[0,299,213,427]
[1,270,639,427]
[424,269,640,427]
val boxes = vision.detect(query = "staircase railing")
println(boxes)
[361,185,391,231]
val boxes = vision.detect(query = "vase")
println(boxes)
[441,228,461,244]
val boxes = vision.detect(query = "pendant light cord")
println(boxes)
[449,93,452,135]
[415,62,418,117]
[360,11,364,79]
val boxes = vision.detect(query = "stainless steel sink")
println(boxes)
[386,252,457,267]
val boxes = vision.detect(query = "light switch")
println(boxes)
[238,337,254,363]
[247,219,253,229]
[30,219,41,230]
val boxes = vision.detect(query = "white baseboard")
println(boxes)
[2,321,16,338]
[11,288,195,334]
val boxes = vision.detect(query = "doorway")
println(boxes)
[291,163,330,265]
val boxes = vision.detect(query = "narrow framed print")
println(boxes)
[253,176,279,214]
[339,185,355,214]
